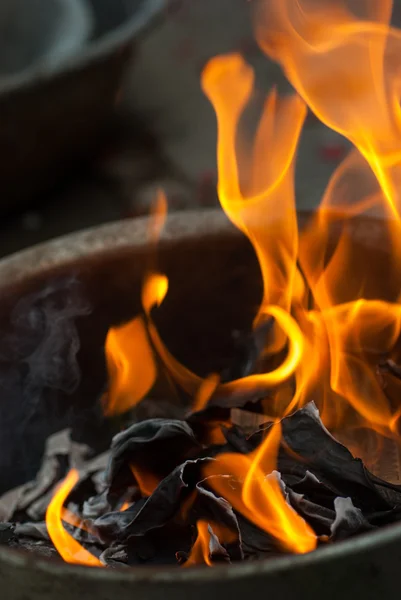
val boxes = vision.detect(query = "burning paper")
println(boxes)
[3,0,401,570]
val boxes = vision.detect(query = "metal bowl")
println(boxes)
[0,0,165,214]
[0,209,398,599]
[0,0,93,77]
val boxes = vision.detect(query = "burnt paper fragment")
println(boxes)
[187,403,266,448]
[0,429,70,522]
[286,489,335,536]
[364,469,401,507]
[7,536,59,559]
[95,458,210,543]
[191,478,243,561]
[207,524,231,563]
[179,523,231,566]
[193,478,241,531]
[277,403,390,511]
[14,521,49,541]
[105,419,202,494]
[236,515,281,560]
[82,490,112,521]
[330,497,374,540]
[0,522,15,544]
[101,523,192,567]
[100,544,130,568]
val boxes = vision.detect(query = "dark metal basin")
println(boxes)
[0,0,164,214]
[0,209,399,599]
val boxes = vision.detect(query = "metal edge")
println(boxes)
[0,0,167,97]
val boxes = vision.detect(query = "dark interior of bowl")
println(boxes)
[0,228,262,495]
[0,211,393,499]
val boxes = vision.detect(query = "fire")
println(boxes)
[201,54,307,325]
[192,373,220,414]
[104,316,156,416]
[255,0,401,222]
[182,521,214,567]
[61,508,96,535]
[183,520,237,567]
[96,0,401,564]
[46,470,103,567]
[203,423,316,554]
[249,0,401,443]
[130,464,160,497]
[103,191,167,416]
[149,189,168,247]
[142,272,204,397]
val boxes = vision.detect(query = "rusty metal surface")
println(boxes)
[0,209,399,599]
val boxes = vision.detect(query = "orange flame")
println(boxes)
[255,0,401,230]
[104,316,156,416]
[130,464,160,497]
[247,0,401,450]
[192,373,221,413]
[183,520,236,567]
[183,521,214,567]
[201,54,307,325]
[203,423,316,554]
[93,0,401,562]
[46,470,103,567]
[103,191,167,417]
[149,189,168,246]
[61,508,96,535]
[143,273,304,398]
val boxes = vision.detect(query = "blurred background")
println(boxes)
[0,0,400,258]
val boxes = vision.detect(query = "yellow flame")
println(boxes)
[104,316,156,416]
[182,521,214,567]
[201,54,307,326]
[46,470,103,567]
[203,423,316,554]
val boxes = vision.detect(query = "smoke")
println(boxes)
[0,277,91,492]
[10,277,90,397]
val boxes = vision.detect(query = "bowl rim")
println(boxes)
[0,0,166,97]
[0,0,94,79]
[0,208,398,584]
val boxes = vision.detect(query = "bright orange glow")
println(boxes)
[142,272,203,396]
[149,189,168,246]
[201,54,307,327]
[255,0,401,229]
[130,464,160,497]
[221,305,304,394]
[203,423,316,554]
[183,521,213,567]
[192,373,220,413]
[61,508,95,535]
[244,0,401,450]
[46,470,103,567]
[103,190,168,419]
[182,521,236,567]
[143,273,304,399]
[196,24,401,548]
[87,0,401,564]
[142,272,169,316]
[104,316,156,416]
